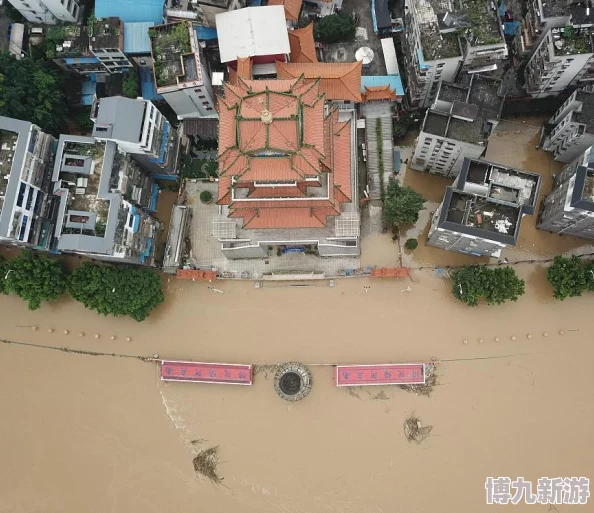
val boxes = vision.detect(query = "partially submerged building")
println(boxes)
[404,0,507,108]
[215,76,359,259]
[149,21,216,119]
[541,85,594,163]
[428,158,541,257]
[91,96,181,178]
[0,117,57,250]
[537,145,594,239]
[525,23,594,98]
[410,74,504,177]
[52,135,161,265]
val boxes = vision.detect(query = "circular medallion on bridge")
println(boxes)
[274,362,312,401]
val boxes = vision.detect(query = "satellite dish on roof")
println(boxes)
[355,47,375,65]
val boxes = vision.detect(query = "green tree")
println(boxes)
[4,251,67,310]
[383,181,425,227]
[451,265,525,306]
[313,13,356,43]
[404,238,418,250]
[122,71,139,98]
[546,255,587,300]
[67,262,164,321]
[0,53,67,134]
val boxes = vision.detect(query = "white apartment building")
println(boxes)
[541,86,594,162]
[0,117,57,250]
[8,0,81,24]
[404,0,507,108]
[521,0,570,55]
[91,96,181,177]
[410,74,504,177]
[525,25,594,98]
[149,22,217,120]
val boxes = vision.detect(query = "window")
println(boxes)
[202,101,210,106]
[95,126,108,132]
[25,189,35,211]
[16,183,26,207]
[198,95,205,99]
[206,107,213,111]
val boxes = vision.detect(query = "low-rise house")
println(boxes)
[0,117,57,250]
[149,21,217,119]
[216,5,290,77]
[541,85,594,163]
[428,158,541,257]
[404,0,507,108]
[522,0,570,55]
[52,17,134,75]
[91,96,181,179]
[52,135,161,265]
[410,74,504,177]
[537,145,594,239]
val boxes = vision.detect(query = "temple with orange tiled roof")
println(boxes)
[288,23,318,63]
[275,61,363,103]
[362,85,399,103]
[268,0,303,22]
[214,75,360,259]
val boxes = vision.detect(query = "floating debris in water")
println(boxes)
[193,446,222,483]
[403,414,433,444]
[398,363,436,397]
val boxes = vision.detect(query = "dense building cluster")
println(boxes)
[3,0,594,270]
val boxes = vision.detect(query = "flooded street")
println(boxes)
[1,266,594,513]
[2,118,594,512]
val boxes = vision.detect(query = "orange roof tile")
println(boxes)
[288,23,318,63]
[248,186,304,198]
[362,85,398,102]
[244,208,326,229]
[236,56,252,80]
[241,157,300,181]
[268,0,303,21]
[332,120,352,200]
[275,61,363,102]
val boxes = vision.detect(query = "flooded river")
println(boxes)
[1,266,594,513]
[2,118,594,512]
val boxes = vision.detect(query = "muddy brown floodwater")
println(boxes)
[2,119,594,512]
[1,265,594,513]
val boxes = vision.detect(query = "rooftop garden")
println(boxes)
[420,29,461,61]
[555,26,593,55]
[149,23,193,88]
[464,0,503,45]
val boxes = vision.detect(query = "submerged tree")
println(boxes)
[546,255,588,300]
[0,255,7,295]
[451,265,525,307]
[383,181,425,228]
[0,53,67,134]
[67,262,164,321]
[4,251,67,310]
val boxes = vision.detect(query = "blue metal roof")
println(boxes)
[124,22,154,54]
[140,66,163,102]
[361,75,405,97]
[195,26,217,41]
[95,0,164,24]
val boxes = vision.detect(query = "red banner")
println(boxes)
[161,361,253,385]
